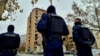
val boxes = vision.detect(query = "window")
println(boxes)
[35,29,37,32]
[29,18,31,23]
[29,32,31,35]
[70,43,74,46]
[35,23,37,25]
[70,40,73,43]
[29,25,31,28]
[36,10,38,15]
[35,16,38,19]
[35,34,38,40]
[69,37,73,39]
[34,41,38,44]
[28,40,30,42]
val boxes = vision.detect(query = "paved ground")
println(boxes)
[17,53,73,56]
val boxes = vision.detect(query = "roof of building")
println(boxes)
[32,7,46,12]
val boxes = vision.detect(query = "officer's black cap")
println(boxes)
[8,25,14,32]
[47,5,56,14]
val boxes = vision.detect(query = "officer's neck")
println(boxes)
[8,31,14,33]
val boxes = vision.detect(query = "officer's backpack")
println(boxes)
[48,14,64,34]
[81,27,92,40]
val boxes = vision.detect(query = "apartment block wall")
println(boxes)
[26,8,46,53]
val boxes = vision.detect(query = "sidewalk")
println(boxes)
[17,53,73,56]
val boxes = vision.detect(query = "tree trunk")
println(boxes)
[0,0,8,20]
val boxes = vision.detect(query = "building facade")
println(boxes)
[94,32,100,49]
[63,26,76,52]
[25,8,46,53]
[25,8,76,53]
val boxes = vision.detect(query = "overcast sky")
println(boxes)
[0,0,81,35]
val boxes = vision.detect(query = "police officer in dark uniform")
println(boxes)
[37,5,69,56]
[72,18,95,56]
[0,25,20,56]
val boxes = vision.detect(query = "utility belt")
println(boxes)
[43,36,62,46]
[47,33,62,40]
[42,33,62,45]
[43,37,62,44]
[0,49,17,53]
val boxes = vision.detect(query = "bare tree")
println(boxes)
[0,0,39,21]
[0,0,59,21]
[0,0,22,21]
[67,0,100,32]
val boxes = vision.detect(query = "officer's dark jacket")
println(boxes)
[37,5,69,50]
[72,24,95,48]
[0,31,20,50]
[37,6,69,37]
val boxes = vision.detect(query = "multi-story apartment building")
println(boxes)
[25,8,46,53]
[94,32,100,49]
[26,8,76,53]
[63,26,76,52]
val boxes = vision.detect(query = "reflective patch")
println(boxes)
[5,34,16,37]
